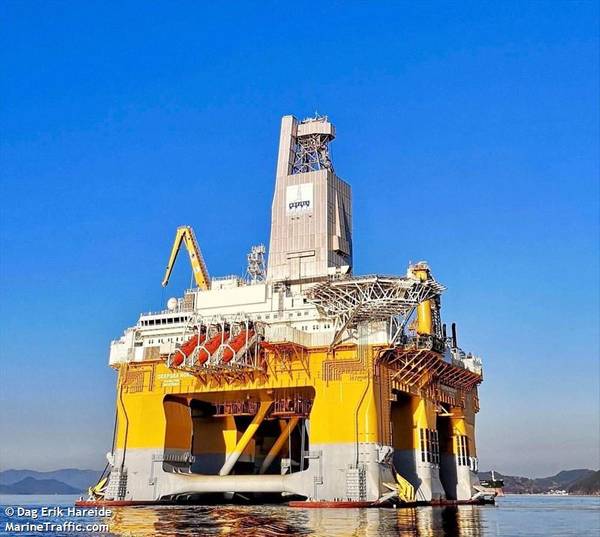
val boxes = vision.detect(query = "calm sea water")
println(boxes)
[0,494,598,536]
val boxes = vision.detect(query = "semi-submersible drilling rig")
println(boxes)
[86,115,486,506]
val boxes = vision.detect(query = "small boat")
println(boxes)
[479,470,504,496]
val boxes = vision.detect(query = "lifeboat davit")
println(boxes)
[196,332,229,365]
[221,330,255,363]
[171,333,206,367]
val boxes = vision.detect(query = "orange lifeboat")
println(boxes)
[171,333,206,366]
[221,330,255,363]
[197,331,229,365]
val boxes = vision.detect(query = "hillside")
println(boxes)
[568,470,600,495]
[535,469,595,491]
[0,469,100,491]
[0,477,80,495]
[478,469,596,494]
[1,467,595,495]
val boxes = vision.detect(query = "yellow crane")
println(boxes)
[162,226,210,290]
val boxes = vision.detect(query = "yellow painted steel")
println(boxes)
[259,417,299,474]
[412,265,433,336]
[416,302,433,335]
[395,472,416,503]
[112,345,480,465]
[192,416,243,458]
[116,391,167,449]
[162,225,210,289]
[219,401,273,475]
[449,406,477,458]
[114,347,384,453]
[412,397,438,448]
[391,395,437,451]
[164,398,193,450]
[88,477,108,499]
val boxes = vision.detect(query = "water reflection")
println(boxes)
[107,504,487,537]
[108,505,312,537]
[3,494,597,537]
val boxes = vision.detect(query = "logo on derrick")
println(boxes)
[286,183,313,215]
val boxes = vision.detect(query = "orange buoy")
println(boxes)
[221,330,255,363]
[197,331,229,364]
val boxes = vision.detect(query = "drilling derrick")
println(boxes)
[267,115,351,282]
[89,114,486,507]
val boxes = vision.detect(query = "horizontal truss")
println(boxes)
[383,348,482,392]
[213,397,312,418]
[305,275,445,346]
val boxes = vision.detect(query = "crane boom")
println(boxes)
[162,226,210,290]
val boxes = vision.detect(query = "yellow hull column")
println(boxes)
[106,368,191,501]
[439,397,479,500]
[391,394,445,501]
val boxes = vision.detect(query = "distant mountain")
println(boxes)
[478,469,596,494]
[0,469,100,491]
[568,470,600,496]
[0,477,80,495]
[1,467,595,495]
[535,469,595,491]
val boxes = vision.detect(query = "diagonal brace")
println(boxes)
[219,401,272,476]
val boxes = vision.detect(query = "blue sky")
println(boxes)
[1,2,598,477]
